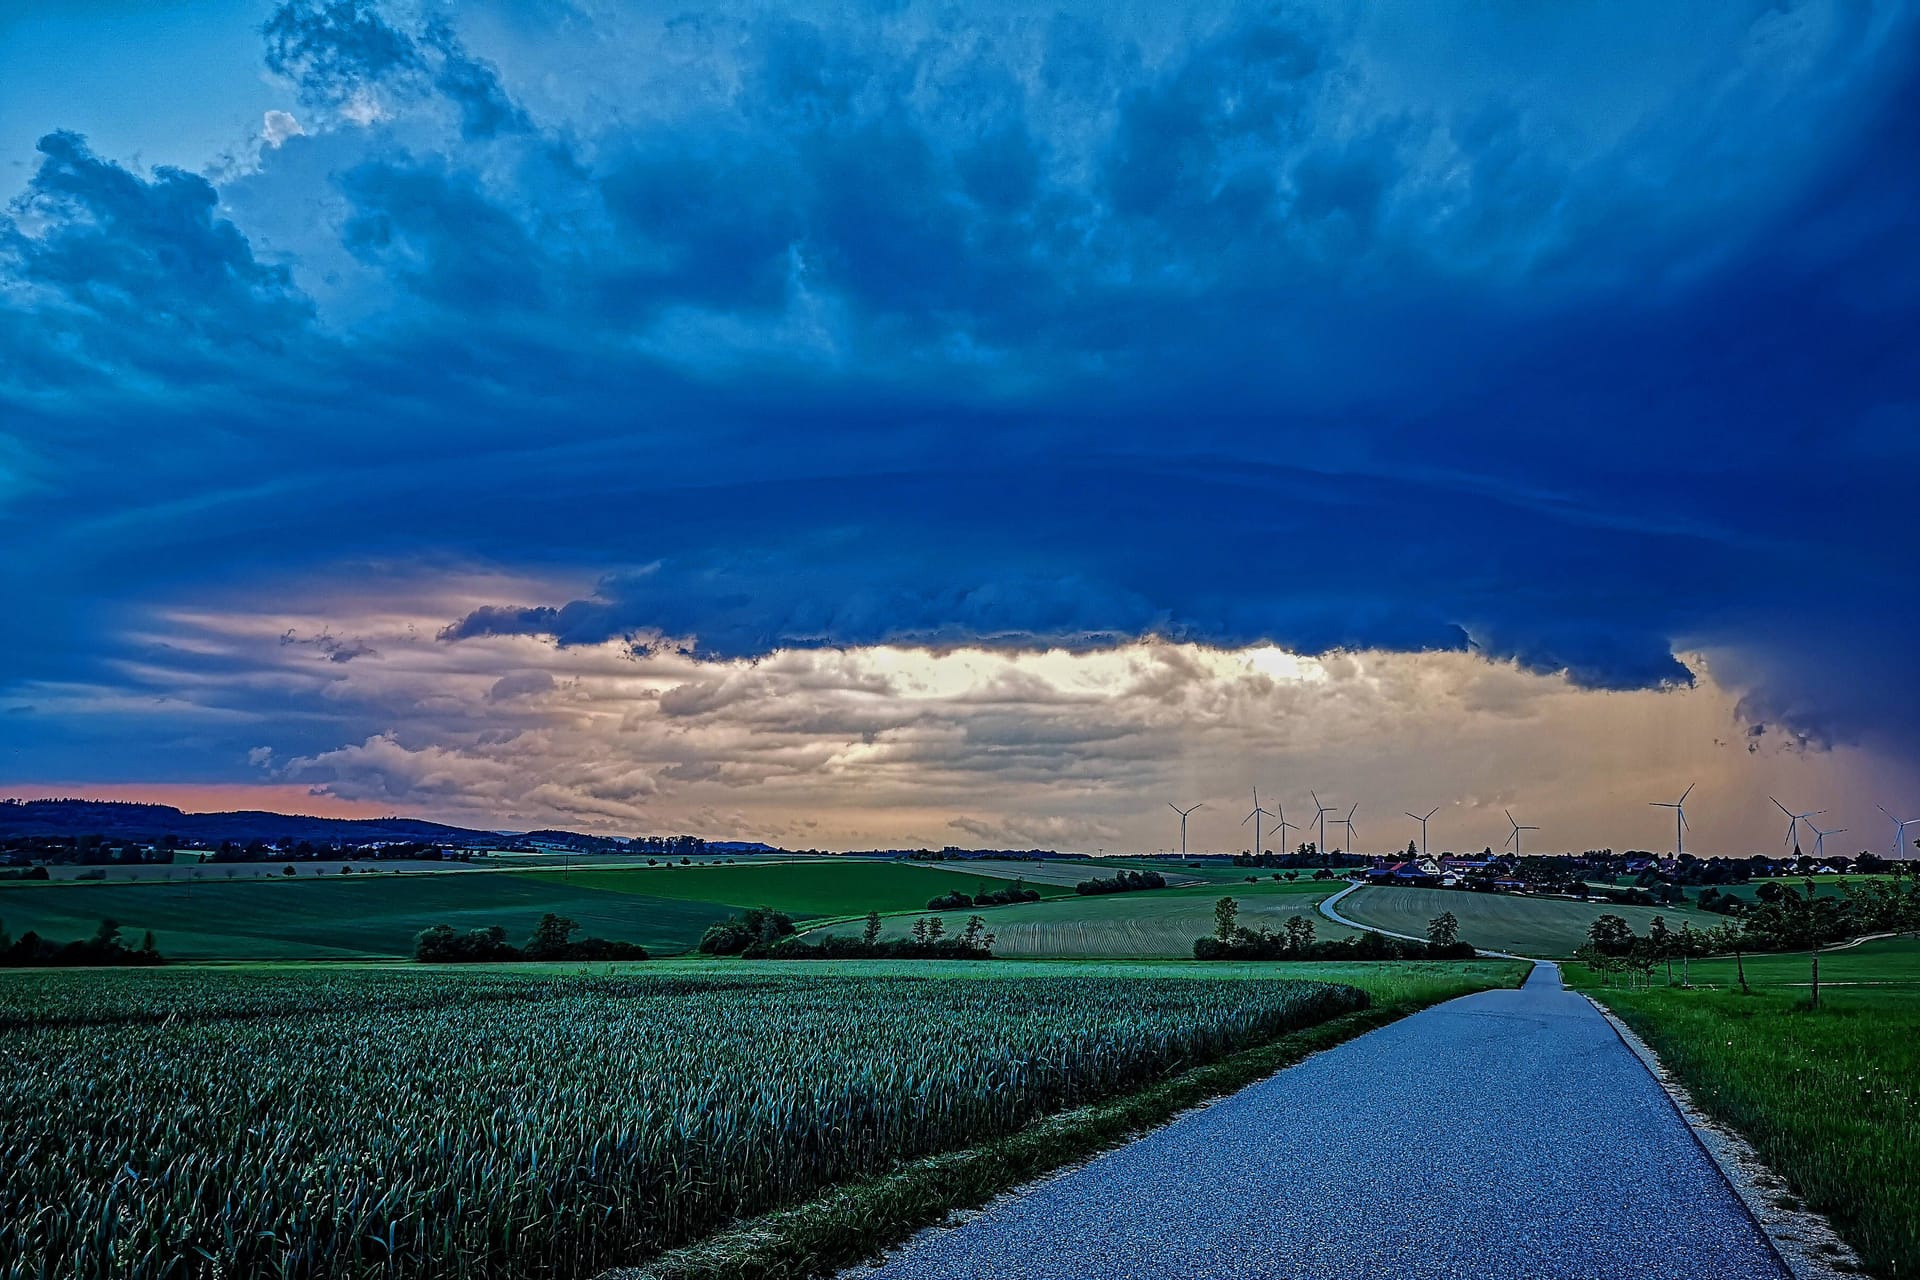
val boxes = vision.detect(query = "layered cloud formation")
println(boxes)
[2,0,1916,838]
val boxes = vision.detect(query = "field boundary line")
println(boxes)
[1582,993,1858,1280]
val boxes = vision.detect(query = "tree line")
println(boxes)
[414,914,649,963]
[1194,899,1475,961]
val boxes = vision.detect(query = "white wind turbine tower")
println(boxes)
[1876,805,1919,860]
[1650,783,1694,858]
[1273,802,1300,855]
[1168,802,1203,859]
[1405,807,1440,858]
[1242,788,1276,857]
[1808,820,1845,863]
[1505,810,1539,859]
[1770,797,1824,856]
[1310,790,1336,854]
[1330,803,1359,854]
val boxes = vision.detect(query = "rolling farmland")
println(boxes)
[1337,885,1700,957]
[0,861,1037,959]
[522,859,1072,916]
[820,880,1360,958]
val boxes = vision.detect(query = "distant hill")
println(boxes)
[0,798,504,846]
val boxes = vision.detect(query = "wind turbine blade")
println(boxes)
[1679,783,1694,804]
[1880,804,1896,820]
[1771,797,1794,817]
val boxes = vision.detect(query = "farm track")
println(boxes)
[855,964,1786,1280]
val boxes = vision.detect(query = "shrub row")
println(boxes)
[1075,869,1167,896]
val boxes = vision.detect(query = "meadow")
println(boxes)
[1572,938,1920,1277]
[815,879,1359,957]
[522,859,1072,917]
[1337,884,1701,956]
[0,861,1024,959]
[0,963,1430,1280]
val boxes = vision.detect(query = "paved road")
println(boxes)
[855,964,1785,1280]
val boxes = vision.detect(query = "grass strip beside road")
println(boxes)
[610,960,1529,1280]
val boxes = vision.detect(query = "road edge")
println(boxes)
[1580,993,1860,1280]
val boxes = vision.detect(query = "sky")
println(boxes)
[1,0,1916,856]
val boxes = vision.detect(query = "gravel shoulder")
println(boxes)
[850,963,1786,1280]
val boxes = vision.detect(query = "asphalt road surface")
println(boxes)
[854,964,1786,1280]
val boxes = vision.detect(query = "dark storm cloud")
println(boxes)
[3,0,1919,784]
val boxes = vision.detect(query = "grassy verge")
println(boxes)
[1571,952,1919,1278]
[609,960,1527,1280]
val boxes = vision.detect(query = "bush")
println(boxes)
[927,891,974,911]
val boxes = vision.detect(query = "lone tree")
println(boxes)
[1215,896,1240,941]
[1707,920,1753,994]
[1427,911,1460,949]
[862,911,883,946]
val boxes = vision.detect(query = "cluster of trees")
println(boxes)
[927,880,1042,911]
[1233,843,1371,870]
[1075,869,1167,896]
[1,919,162,967]
[1193,900,1476,962]
[1575,875,1920,1005]
[770,911,997,960]
[696,907,799,957]
[905,847,1062,863]
[414,914,649,963]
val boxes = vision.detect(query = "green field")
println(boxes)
[0,961,1447,1280]
[0,861,1041,960]
[1338,885,1703,956]
[1572,939,1920,1277]
[523,859,1070,917]
[815,880,1358,958]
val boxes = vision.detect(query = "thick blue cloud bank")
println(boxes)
[2,0,1917,777]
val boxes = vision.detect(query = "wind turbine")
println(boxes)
[1650,783,1694,858]
[1404,807,1440,858]
[1808,821,1845,863]
[1330,803,1359,853]
[1310,790,1335,854]
[1273,802,1300,854]
[1770,797,1823,856]
[1242,788,1275,857]
[1505,810,1539,859]
[1167,802,1203,859]
[1876,805,1919,860]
